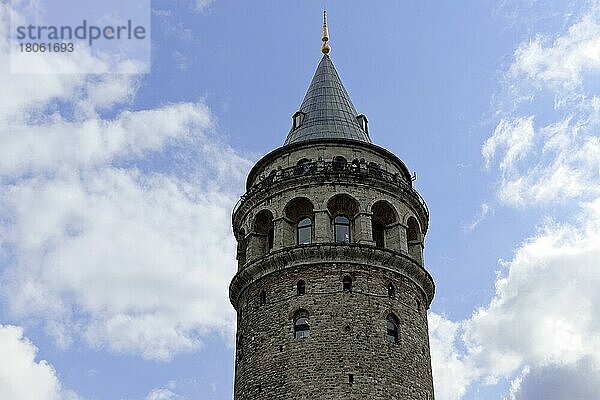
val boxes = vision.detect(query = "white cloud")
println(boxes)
[2,166,245,360]
[430,199,600,398]
[464,198,600,371]
[429,313,476,400]
[0,100,251,360]
[484,3,600,208]
[464,203,493,232]
[506,360,600,400]
[194,0,213,13]
[510,10,600,89]
[0,325,78,400]
[428,3,600,399]
[485,114,600,207]
[0,101,215,177]
[483,117,535,171]
[172,51,190,70]
[145,387,182,400]
[0,1,252,361]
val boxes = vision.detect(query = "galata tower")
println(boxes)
[230,12,435,400]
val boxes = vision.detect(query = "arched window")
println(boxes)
[372,220,385,248]
[297,217,312,244]
[343,275,352,292]
[332,156,347,171]
[327,194,359,243]
[407,217,419,241]
[294,158,317,175]
[253,210,274,257]
[294,310,310,339]
[387,314,399,344]
[297,280,306,296]
[259,290,266,305]
[334,215,351,243]
[294,158,314,175]
[371,201,398,250]
[387,283,395,298]
[406,216,423,264]
[285,197,315,248]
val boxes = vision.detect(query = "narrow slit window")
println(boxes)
[297,280,306,296]
[343,275,352,292]
[387,283,395,298]
[387,314,399,344]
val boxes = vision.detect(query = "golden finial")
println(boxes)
[321,10,330,54]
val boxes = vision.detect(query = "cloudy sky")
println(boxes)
[1,1,599,399]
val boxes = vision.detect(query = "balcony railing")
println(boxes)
[233,160,429,219]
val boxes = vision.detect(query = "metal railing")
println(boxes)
[233,160,429,218]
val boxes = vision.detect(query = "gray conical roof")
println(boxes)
[284,55,371,145]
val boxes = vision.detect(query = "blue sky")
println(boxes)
[1,0,599,399]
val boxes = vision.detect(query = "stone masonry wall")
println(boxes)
[233,262,434,400]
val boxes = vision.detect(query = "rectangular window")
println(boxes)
[335,225,350,243]
[372,221,385,248]
[298,226,311,244]
[295,330,310,339]
[334,215,351,243]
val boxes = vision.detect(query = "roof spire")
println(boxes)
[321,10,330,54]
[284,54,371,145]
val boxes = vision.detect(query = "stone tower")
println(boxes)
[230,13,435,399]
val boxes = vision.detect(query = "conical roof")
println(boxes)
[284,54,371,145]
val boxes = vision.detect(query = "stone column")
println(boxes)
[273,217,293,250]
[314,209,331,243]
[246,233,265,262]
[385,222,403,253]
[355,212,374,245]
[398,223,408,253]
